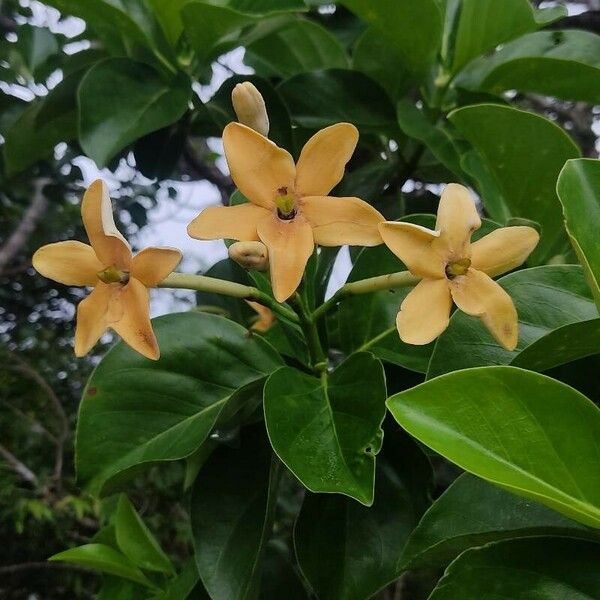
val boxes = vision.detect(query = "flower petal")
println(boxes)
[74,283,113,356]
[257,213,314,302]
[450,269,518,351]
[397,278,452,345]
[246,300,275,332]
[295,123,359,196]
[435,183,481,257]
[301,195,383,246]
[470,226,540,278]
[223,122,296,209]
[111,278,160,360]
[131,247,182,288]
[33,241,103,286]
[81,179,131,268]
[187,203,268,241]
[378,221,445,279]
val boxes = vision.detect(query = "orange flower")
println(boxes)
[188,122,383,302]
[379,184,539,350]
[246,301,275,332]
[32,180,181,359]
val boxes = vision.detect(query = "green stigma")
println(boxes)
[274,187,296,218]
[445,257,471,278]
[97,265,129,284]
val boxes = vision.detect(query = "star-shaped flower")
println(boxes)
[187,122,384,302]
[32,180,182,359]
[379,184,539,350]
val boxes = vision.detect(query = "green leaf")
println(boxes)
[341,0,442,77]
[339,215,499,372]
[511,318,600,373]
[352,27,412,100]
[457,30,600,104]
[387,366,600,528]
[428,537,600,599]
[45,0,173,63]
[427,265,598,378]
[76,312,283,495]
[153,560,209,600]
[245,18,348,78]
[557,158,600,310]
[294,431,432,600]
[115,495,175,575]
[49,544,156,588]
[396,99,465,179]
[277,69,396,132]
[401,474,596,570]
[191,427,280,600]
[260,542,307,599]
[449,103,580,263]
[78,58,191,167]
[264,353,386,506]
[13,24,58,80]
[3,73,79,175]
[446,0,552,74]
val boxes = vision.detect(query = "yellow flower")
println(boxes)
[379,184,539,350]
[187,122,384,302]
[231,81,269,136]
[32,180,182,360]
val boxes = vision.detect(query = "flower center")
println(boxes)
[97,265,129,284]
[274,186,296,220]
[445,258,471,279]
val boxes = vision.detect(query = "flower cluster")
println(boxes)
[33,82,538,359]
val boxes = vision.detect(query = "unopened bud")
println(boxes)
[231,82,269,137]
[228,241,269,272]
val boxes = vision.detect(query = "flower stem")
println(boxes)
[311,270,420,322]
[290,293,327,371]
[158,272,299,324]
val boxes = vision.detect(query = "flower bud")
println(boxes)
[231,82,269,137]
[228,241,269,272]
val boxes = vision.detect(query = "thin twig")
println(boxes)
[0,444,38,486]
[183,142,234,205]
[0,178,50,275]
[0,561,92,576]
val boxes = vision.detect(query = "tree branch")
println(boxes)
[548,10,600,33]
[183,142,234,205]
[0,444,38,486]
[0,178,50,275]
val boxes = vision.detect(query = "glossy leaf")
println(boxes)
[264,353,386,506]
[13,24,58,80]
[245,18,348,78]
[115,495,174,575]
[457,30,600,104]
[153,560,209,600]
[277,69,396,131]
[428,537,600,599]
[191,428,280,600]
[49,544,155,588]
[446,0,564,73]
[294,431,432,600]
[76,312,283,495]
[387,366,600,527]
[427,265,598,378]
[557,158,600,310]
[78,58,191,167]
[401,474,596,570]
[449,103,580,263]
[3,73,79,175]
[341,0,442,77]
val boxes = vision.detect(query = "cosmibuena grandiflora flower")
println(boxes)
[187,122,384,302]
[379,184,539,350]
[32,180,182,360]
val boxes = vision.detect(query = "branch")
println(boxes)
[0,444,38,486]
[183,142,234,205]
[0,178,50,275]
[0,561,92,576]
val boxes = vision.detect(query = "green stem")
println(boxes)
[158,272,299,324]
[291,293,327,370]
[312,270,420,322]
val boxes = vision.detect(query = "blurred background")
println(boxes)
[1,0,599,597]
